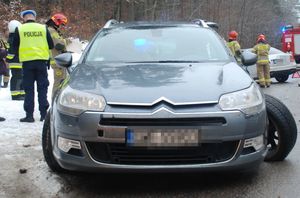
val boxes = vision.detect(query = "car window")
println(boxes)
[85,26,229,63]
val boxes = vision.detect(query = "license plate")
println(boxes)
[126,128,199,147]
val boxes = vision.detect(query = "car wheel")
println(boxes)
[274,74,289,83]
[264,94,297,161]
[42,112,65,172]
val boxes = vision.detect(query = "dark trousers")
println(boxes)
[10,68,25,99]
[22,60,49,117]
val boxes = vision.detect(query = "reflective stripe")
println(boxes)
[6,54,14,59]
[257,60,269,64]
[11,90,25,96]
[18,23,50,62]
[9,63,22,69]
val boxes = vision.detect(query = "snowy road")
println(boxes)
[0,76,300,198]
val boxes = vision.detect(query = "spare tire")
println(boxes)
[264,94,297,161]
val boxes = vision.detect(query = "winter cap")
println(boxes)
[20,10,37,18]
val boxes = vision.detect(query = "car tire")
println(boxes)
[42,112,65,172]
[264,94,297,161]
[274,74,289,83]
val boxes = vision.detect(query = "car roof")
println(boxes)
[103,20,207,29]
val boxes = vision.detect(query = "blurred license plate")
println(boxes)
[126,129,199,147]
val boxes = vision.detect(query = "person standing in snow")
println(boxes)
[13,10,54,122]
[46,13,68,99]
[7,20,25,100]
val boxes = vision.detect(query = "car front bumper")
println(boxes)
[51,105,268,172]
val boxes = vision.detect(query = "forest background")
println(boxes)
[0,0,298,48]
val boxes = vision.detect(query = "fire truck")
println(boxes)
[281,25,300,64]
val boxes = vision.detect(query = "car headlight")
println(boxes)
[219,83,264,115]
[57,86,106,116]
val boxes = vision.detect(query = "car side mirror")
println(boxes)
[241,51,257,66]
[54,53,73,68]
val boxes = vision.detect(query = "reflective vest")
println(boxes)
[18,23,50,62]
[252,43,270,64]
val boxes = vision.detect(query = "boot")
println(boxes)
[1,82,8,88]
[0,117,5,122]
[20,116,35,123]
[40,111,47,122]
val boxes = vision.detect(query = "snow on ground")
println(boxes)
[0,67,53,132]
[0,69,66,197]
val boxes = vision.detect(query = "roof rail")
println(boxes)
[191,19,219,30]
[191,19,209,28]
[103,19,119,28]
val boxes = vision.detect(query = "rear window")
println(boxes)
[269,47,284,55]
[85,26,229,63]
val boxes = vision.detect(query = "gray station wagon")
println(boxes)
[42,20,297,173]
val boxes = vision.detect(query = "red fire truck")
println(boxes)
[281,25,300,64]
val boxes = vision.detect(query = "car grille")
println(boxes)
[85,141,239,165]
[99,117,226,126]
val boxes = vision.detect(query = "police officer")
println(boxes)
[252,34,271,88]
[227,30,242,64]
[46,13,68,99]
[13,10,54,122]
[7,20,25,100]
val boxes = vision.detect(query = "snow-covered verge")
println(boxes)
[0,69,68,197]
[0,39,86,197]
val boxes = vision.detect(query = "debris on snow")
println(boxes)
[19,168,27,174]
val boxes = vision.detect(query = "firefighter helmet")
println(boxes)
[51,13,68,26]
[228,31,238,40]
[257,34,266,43]
[8,20,21,33]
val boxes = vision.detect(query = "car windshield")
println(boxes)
[85,26,229,63]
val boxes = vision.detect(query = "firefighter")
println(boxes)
[7,20,25,100]
[252,34,271,88]
[227,30,242,64]
[46,13,68,99]
[13,10,54,122]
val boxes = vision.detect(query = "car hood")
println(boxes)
[69,62,252,105]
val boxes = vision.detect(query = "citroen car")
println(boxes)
[42,20,297,173]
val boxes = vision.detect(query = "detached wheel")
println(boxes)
[274,74,289,83]
[42,112,65,172]
[265,94,297,161]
